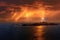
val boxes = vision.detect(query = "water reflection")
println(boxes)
[34,26,45,40]
[13,25,46,40]
[1,23,60,40]
[13,25,60,40]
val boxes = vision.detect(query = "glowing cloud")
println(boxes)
[0,1,59,23]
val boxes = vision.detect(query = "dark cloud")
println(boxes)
[0,0,35,5]
[42,0,57,5]
[0,0,60,5]
[0,6,21,18]
[0,6,12,18]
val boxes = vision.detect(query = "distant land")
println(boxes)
[0,22,59,26]
[13,22,59,26]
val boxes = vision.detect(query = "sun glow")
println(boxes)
[0,1,53,22]
[34,26,45,40]
[10,3,46,22]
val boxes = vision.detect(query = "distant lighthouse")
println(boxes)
[41,17,45,22]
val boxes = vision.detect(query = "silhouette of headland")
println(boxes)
[20,22,59,26]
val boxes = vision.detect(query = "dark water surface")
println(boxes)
[0,23,60,40]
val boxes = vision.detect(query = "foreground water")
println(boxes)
[0,23,60,40]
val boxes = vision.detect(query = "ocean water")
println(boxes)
[0,23,60,40]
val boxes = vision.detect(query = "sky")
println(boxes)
[0,0,60,23]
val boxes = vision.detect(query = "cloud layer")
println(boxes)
[0,0,60,23]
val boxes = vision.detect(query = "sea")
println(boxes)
[0,23,60,40]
